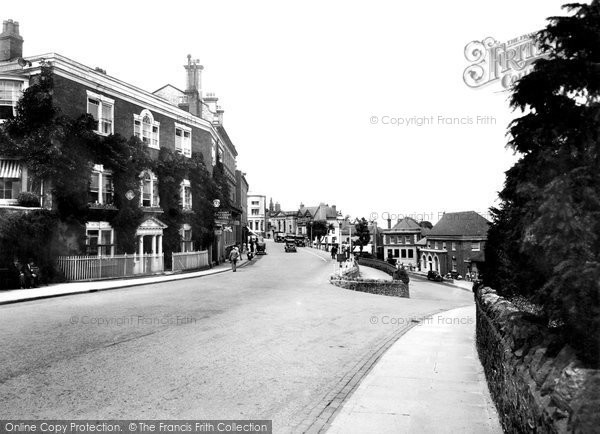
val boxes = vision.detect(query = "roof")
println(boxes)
[152,83,185,95]
[385,217,422,232]
[428,211,489,237]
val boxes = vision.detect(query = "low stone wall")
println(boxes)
[475,287,600,433]
[356,257,396,276]
[330,275,409,298]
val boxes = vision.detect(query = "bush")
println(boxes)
[17,192,40,207]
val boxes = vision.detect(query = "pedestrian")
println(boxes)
[229,246,240,272]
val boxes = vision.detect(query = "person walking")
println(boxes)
[229,246,240,272]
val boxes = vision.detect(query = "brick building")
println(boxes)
[382,217,426,268]
[0,19,244,263]
[419,211,489,278]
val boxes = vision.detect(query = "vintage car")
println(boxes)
[427,270,444,282]
[284,238,297,252]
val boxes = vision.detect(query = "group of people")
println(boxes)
[330,244,352,260]
[9,258,39,289]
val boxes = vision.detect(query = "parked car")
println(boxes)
[427,270,443,282]
[294,236,306,247]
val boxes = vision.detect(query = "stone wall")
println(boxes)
[357,257,396,275]
[330,275,409,298]
[475,287,600,433]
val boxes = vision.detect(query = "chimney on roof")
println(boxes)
[387,218,391,229]
[0,19,24,61]
[184,54,203,116]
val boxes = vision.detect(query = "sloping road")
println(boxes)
[0,242,473,432]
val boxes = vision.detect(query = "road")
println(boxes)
[0,241,474,432]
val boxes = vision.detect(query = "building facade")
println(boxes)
[419,211,489,278]
[0,19,245,265]
[382,217,426,268]
[247,194,267,238]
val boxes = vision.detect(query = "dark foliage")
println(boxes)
[483,1,600,365]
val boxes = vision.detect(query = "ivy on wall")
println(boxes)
[0,64,228,272]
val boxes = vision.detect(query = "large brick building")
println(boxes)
[418,211,489,278]
[0,19,245,263]
[382,217,426,268]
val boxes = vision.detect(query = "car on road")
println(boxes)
[284,239,297,252]
[427,270,443,282]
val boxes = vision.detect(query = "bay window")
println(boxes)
[86,222,115,256]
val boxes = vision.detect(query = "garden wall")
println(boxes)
[475,287,600,433]
[330,275,409,298]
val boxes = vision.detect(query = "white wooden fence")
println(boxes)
[172,250,209,272]
[56,253,164,282]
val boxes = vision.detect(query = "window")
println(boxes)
[181,179,192,209]
[251,209,259,216]
[405,236,411,244]
[86,222,114,256]
[0,179,14,199]
[401,249,407,258]
[140,170,159,207]
[0,79,23,120]
[251,201,259,206]
[86,91,114,135]
[175,123,191,157]
[427,241,431,248]
[442,242,447,250]
[0,159,22,203]
[211,139,217,166]
[472,242,481,251]
[181,225,193,252]
[434,241,439,249]
[408,249,414,259]
[394,249,400,258]
[134,110,159,148]
[89,165,114,205]
[387,249,392,258]
[452,242,457,251]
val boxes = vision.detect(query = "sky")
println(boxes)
[2,0,571,224]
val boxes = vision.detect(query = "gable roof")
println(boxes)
[428,211,489,237]
[390,217,421,231]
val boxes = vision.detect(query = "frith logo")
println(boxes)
[463,33,547,90]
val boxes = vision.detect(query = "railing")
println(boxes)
[172,250,209,272]
[56,253,164,282]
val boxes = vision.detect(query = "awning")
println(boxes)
[0,160,21,178]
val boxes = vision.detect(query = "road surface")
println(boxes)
[0,242,474,432]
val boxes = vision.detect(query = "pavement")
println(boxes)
[326,305,502,433]
[0,257,254,305]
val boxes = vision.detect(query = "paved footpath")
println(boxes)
[326,305,502,434]
[0,258,251,305]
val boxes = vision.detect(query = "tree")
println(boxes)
[419,221,433,230]
[484,1,600,365]
[354,218,371,253]
[310,220,329,244]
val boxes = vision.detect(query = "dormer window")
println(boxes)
[134,109,159,149]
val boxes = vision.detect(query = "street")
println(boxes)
[0,242,474,432]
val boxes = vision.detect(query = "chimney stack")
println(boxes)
[0,19,24,61]
[183,55,204,116]
[387,218,391,229]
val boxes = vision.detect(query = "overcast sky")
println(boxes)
[3,0,570,224]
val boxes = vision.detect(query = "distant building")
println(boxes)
[235,170,249,245]
[419,211,489,278]
[382,217,426,268]
[247,194,267,238]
